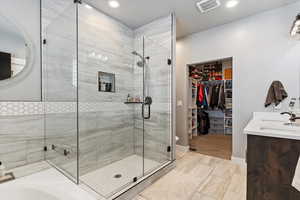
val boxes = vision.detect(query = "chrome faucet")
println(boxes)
[280,112,300,122]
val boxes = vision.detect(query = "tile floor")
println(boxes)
[80,155,160,198]
[133,151,246,200]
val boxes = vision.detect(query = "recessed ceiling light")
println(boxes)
[85,4,93,9]
[108,0,120,8]
[226,0,239,8]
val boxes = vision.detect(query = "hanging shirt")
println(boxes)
[198,84,204,104]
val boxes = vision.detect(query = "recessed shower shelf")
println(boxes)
[124,102,143,104]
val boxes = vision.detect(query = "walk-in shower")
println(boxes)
[42,0,175,199]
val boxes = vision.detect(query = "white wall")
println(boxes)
[176,2,300,158]
[0,0,41,101]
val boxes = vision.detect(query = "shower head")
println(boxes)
[132,51,146,67]
[132,51,143,59]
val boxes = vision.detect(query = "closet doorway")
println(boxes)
[187,58,233,160]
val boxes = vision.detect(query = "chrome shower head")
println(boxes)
[132,51,145,67]
[132,51,142,58]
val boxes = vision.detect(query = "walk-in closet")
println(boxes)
[187,58,233,160]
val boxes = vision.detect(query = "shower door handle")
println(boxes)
[142,96,152,120]
[142,104,151,119]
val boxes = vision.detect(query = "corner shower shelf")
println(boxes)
[124,102,143,104]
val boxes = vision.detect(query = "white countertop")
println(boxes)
[244,112,300,140]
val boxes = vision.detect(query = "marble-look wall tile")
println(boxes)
[0,114,44,170]
[133,15,173,164]
[42,0,136,178]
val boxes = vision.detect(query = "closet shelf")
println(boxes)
[188,127,197,133]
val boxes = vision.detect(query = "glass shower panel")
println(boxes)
[42,1,78,182]
[77,3,143,198]
[143,36,172,174]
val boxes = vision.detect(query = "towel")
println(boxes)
[292,156,300,191]
[264,81,288,107]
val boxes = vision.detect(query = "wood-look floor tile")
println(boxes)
[138,152,246,200]
[191,192,215,200]
[189,135,232,160]
[141,163,213,200]
[133,195,148,200]
[210,160,238,179]
[198,175,230,199]
[176,150,186,160]
[222,174,246,200]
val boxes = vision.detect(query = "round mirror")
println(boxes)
[0,14,30,81]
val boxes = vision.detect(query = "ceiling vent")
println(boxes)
[196,0,221,13]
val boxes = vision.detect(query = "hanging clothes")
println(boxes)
[197,83,208,109]
[218,82,225,110]
[207,85,213,107]
[197,81,226,110]
[197,110,210,135]
[210,83,220,109]
[198,84,204,104]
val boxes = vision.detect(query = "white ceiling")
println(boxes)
[85,0,300,38]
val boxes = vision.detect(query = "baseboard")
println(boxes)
[176,145,190,153]
[231,156,247,167]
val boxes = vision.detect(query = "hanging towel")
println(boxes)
[292,156,300,191]
[264,81,288,107]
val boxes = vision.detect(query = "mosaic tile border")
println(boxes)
[0,102,132,116]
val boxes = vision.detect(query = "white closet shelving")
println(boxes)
[188,78,198,139]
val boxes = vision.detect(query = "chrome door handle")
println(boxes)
[142,103,151,119]
[142,96,152,119]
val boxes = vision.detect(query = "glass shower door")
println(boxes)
[142,36,173,175]
[42,0,78,182]
[77,2,143,198]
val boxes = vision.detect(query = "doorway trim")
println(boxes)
[185,56,234,160]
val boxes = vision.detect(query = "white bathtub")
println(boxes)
[0,169,98,200]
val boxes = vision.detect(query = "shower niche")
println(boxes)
[98,71,115,93]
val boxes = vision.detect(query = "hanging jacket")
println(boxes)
[210,84,220,109]
[218,82,225,110]
[198,84,204,104]
[207,85,213,107]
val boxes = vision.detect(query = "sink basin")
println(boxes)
[260,122,300,132]
[260,126,298,132]
[261,119,287,123]
[283,123,300,127]
[245,112,300,140]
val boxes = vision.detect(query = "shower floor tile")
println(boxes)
[80,155,160,197]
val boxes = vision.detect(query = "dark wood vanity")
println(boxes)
[247,135,300,200]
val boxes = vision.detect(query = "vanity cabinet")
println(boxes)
[247,135,300,200]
